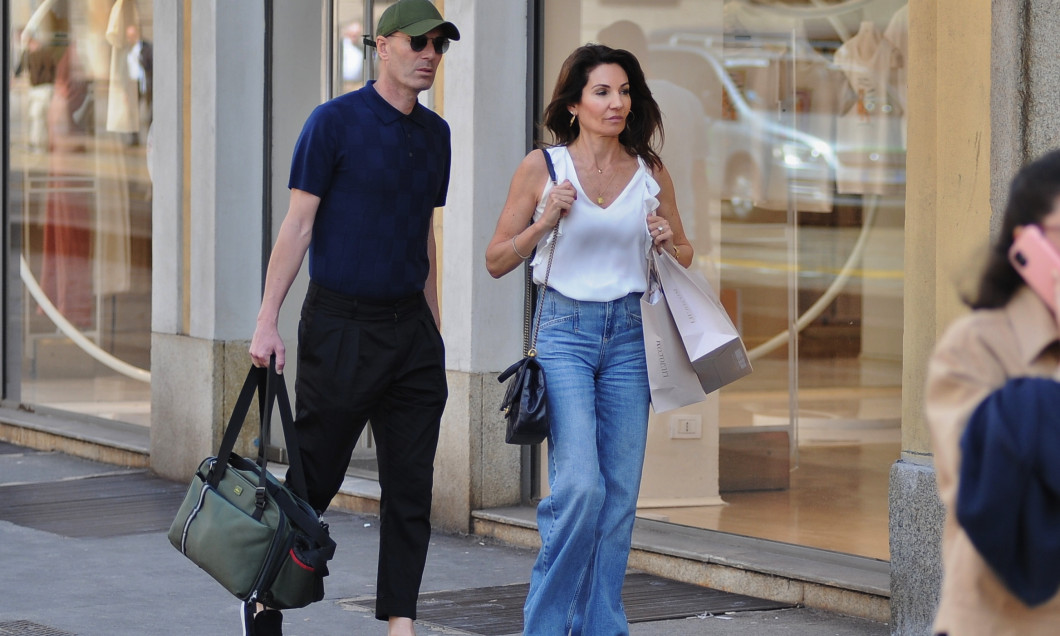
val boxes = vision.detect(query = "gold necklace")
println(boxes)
[595,169,619,205]
[577,147,619,205]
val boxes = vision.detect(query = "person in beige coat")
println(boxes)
[926,148,1060,635]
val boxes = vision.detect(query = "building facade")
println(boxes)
[4,1,1056,633]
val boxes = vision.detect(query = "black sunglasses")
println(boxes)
[392,33,450,55]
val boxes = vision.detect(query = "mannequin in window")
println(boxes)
[105,0,140,136]
[833,20,903,195]
[597,21,711,247]
[17,31,59,152]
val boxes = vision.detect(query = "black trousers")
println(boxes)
[289,282,447,621]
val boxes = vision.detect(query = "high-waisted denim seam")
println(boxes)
[628,308,642,328]
[540,292,580,333]
[538,314,576,331]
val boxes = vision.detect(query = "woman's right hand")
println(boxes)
[486,152,577,279]
[540,179,576,229]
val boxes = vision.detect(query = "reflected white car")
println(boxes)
[649,38,904,218]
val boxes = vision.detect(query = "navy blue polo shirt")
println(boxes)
[289,81,451,300]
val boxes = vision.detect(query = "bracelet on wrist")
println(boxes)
[672,245,680,260]
[512,235,532,260]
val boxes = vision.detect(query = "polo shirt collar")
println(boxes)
[363,80,429,126]
[1006,285,1060,365]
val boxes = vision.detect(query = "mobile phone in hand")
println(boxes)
[1009,224,1060,313]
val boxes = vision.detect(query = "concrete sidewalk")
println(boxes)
[0,443,890,635]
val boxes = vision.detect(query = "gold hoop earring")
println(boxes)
[570,113,577,127]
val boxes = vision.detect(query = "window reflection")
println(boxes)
[9,0,153,425]
[333,0,375,97]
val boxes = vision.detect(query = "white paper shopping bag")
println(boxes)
[641,257,707,412]
[654,250,752,394]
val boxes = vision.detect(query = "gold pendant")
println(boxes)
[597,196,604,204]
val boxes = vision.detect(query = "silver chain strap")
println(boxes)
[526,148,560,358]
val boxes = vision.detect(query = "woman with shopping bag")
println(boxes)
[485,44,692,635]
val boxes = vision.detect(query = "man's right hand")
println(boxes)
[249,323,286,372]
[249,188,320,373]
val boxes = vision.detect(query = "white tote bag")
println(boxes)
[654,250,752,394]
[641,255,708,412]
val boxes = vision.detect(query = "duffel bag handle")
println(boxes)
[208,365,268,488]
[207,360,281,480]
[272,375,310,503]
[208,359,313,510]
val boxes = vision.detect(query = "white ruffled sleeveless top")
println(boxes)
[530,146,659,302]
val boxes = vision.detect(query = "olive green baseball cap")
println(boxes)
[377,0,460,40]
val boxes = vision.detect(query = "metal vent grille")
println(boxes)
[342,573,792,635]
[0,472,188,538]
[0,621,75,636]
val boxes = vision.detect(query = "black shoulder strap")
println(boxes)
[541,147,557,184]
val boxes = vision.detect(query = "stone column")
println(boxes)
[890,1,992,633]
[433,0,530,532]
[151,0,268,481]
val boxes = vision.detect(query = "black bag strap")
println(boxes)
[272,373,310,502]
[262,376,333,551]
[207,360,310,503]
[258,373,332,553]
[209,365,265,487]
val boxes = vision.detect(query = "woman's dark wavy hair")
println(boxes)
[970,148,1060,309]
[542,44,664,171]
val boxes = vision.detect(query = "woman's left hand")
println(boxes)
[647,214,672,252]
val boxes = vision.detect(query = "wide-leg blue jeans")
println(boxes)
[523,290,650,636]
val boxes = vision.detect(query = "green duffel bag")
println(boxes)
[168,364,336,610]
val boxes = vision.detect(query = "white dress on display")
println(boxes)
[833,21,904,195]
[105,0,140,134]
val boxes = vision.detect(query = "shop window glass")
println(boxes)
[333,0,369,96]
[7,0,153,425]
[541,0,906,560]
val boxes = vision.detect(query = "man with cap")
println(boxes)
[248,1,459,634]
